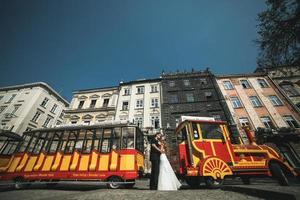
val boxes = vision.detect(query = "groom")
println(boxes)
[149,132,161,190]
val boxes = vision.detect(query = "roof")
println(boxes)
[216,72,267,79]
[0,82,69,106]
[73,86,119,94]
[119,78,161,86]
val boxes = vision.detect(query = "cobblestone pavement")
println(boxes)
[0,180,259,200]
[1,178,299,200]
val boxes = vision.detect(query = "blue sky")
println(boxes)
[0,0,266,101]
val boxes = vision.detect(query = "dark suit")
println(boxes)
[150,137,160,190]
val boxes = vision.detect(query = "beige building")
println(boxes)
[115,79,161,172]
[216,73,300,142]
[64,86,119,125]
[256,66,300,113]
[0,82,69,134]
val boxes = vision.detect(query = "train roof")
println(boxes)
[24,122,141,134]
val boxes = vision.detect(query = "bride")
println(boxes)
[157,136,181,191]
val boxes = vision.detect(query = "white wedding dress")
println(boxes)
[157,153,181,191]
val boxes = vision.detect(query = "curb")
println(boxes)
[222,185,299,200]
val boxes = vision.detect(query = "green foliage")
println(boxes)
[256,0,300,68]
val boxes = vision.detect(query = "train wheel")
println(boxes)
[107,176,123,189]
[185,177,200,189]
[205,177,224,189]
[269,162,289,186]
[14,177,29,190]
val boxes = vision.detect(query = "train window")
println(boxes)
[49,133,61,153]
[41,132,52,152]
[192,123,200,140]
[75,130,85,152]
[111,128,121,150]
[101,129,112,153]
[200,123,223,140]
[65,131,77,153]
[82,130,94,153]
[93,129,102,151]
[26,132,40,153]
[136,128,143,152]
[32,132,47,154]
[1,141,18,155]
[122,127,135,149]
[19,135,31,152]
[177,126,187,143]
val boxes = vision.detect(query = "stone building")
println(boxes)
[216,73,300,143]
[64,86,119,125]
[115,78,161,172]
[0,82,69,134]
[161,69,234,158]
[256,66,300,113]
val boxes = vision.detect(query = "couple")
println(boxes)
[149,133,181,191]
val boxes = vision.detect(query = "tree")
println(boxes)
[256,0,300,69]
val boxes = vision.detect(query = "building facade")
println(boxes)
[115,79,161,172]
[64,86,119,125]
[161,70,233,158]
[216,73,300,142]
[0,82,69,134]
[256,66,300,113]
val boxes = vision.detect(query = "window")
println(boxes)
[283,115,299,128]
[50,104,58,113]
[71,121,77,124]
[223,81,233,90]
[269,95,283,106]
[151,98,159,107]
[135,117,143,128]
[124,88,130,95]
[260,116,275,129]
[59,112,64,119]
[249,96,262,107]
[230,97,242,108]
[170,94,178,103]
[90,100,97,108]
[32,111,42,122]
[204,91,212,98]
[122,101,129,110]
[151,85,158,93]
[78,100,84,109]
[43,116,52,127]
[257,79,269,88]
[212,115,221,121]
[239,117,251,129]
[200,123,223,139]
[103,98,109,107]
[200,78,207,85]
[281,84,299,96]
[56,121,62,125]
[151,116,160,129]
[136,99,143,108]
[7,94,16,103]
[186,93,194,102]
[11,105,20,115]
[137,86,144,94]
[41,97,49,107]
[240,80,251,89]
[183,80,190,86]
[0,96,3,101]
[0,106,7,114]
[25,127,33,132]
[169,81,175,87]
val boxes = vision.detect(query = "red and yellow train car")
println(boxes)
[173,116,298,188]
[0,123,144,189]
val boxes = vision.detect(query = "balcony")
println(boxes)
[65,106,116,113]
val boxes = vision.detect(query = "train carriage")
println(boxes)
[173,116,298,188]
[0,123,144,189]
